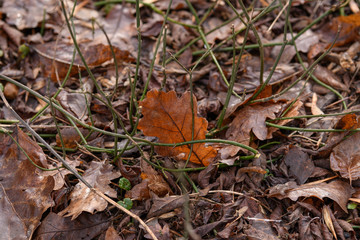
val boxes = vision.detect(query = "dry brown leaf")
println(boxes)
[330,132,360,181]
[220,102,283,158]
[35,42,134,82]
[58,161,120,220]
[126,160,172,200]
[39,157,81,191]
[0,128,54,239]
[267,99,303,138]
[1,0,58,30]
[322,205,337,240]
[283,146,314,184]
[34,212,110,240]
[138,89,217,166]
[105,226,122,240]
[313,65,348,91]
[267,180,353,212]
[320,12,360,47]
[0,184,28,240]
[55,127,91,149]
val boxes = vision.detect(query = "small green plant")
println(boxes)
[118,198,133,210]
[118,177,132,191]
[347,202,358,210]
[18,44,29,59]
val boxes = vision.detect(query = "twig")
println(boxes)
[267,0,289,33]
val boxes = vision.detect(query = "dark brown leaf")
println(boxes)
[0,128,54,239]
[330,132,360,181]
[0,184,28,240]
[34,212,110,240]
[284,146,314,184]
[147,195,185,218]
[267,180,353,212]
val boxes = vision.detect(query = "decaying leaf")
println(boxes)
[320,12,360,47]
[220,102,283,158]
[271,30,319,64]
[58,161,120,220]
[35,42,134,82]
[330,132,360,181]
[39,156,81,191]
[284,145,314,184]
[138,89,217,166]
[147,195,185,218]
[313,65,348,91]
[126,159,172,200]
[267,180,353,212]
[0,128,54,239]
[1,0,58,30]
[34,212,110,240]
[0,184,27,240]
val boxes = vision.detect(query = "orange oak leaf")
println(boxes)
[138,90,217,166]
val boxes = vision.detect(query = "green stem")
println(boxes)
[266,122,359,133]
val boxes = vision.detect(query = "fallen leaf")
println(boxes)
[147,195,185,218]
[58,161,120,220]
[138,90,217,166]
[220,101,283,158]
[0,184,28,240]
[330,132,360,181]
[316,114,358,158]
[1,0,58,30]
[322,205,337,240]
[140,159,173,197]
[125,180,150,201]
[0,128,54,239]
[142,218,171,240]
[267,180,353,212]
[284,145,314,184]
[125,159,172,200]
[203,17,245,44]
[35,42,134,82]
[267,99,303,138]
[313,65,348,91]
[105,226,122,240]
[320,12,360,47]
[39,156,81,191]
[334,113,359,130]
[34,212,110,240]
[55,127,90,148]
[271,30,319,64]
[310,93,324,115]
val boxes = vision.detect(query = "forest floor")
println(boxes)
[0,0,360,239]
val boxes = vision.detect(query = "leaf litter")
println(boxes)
[0,1,360,239]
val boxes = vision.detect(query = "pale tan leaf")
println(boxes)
[58,161,120,220]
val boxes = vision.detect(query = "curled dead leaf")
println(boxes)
[267,180,353,213]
